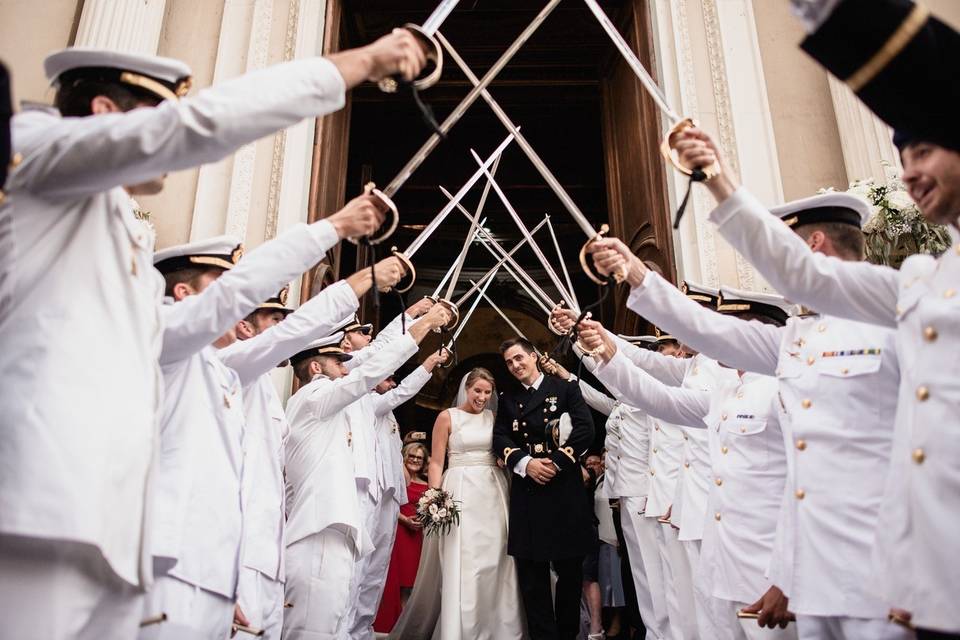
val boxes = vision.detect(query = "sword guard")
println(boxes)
[391,248,416,293]
[659,117,719,180]
[579,225,626,285]
[433,297,460,333]
[377,24,444,93]
[346,183,399,247]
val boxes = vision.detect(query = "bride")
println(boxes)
[388,367,526,639]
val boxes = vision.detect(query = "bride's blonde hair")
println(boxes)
[465,367,496,393]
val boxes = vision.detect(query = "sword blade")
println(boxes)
[478,286,530,341]
[381,0,561,197]
[443,151,503,300]
[439,185,556,312]
[469,149,579,312]
[430,217,486,298]
[582,0,680,122]
[454,217,549,307]
[545,214,580,310]
[404,133,514,259]
[451,271,497,342]
[421,0,462,36]
[438,33,600,240]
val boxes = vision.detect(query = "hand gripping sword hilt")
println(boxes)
[377,24,444,93]
[547,302,572,337]
[348,184,399,247]
[579,224,627,285]
[658,117,719,180]
[432,297,460,333]
[391,248,416,293]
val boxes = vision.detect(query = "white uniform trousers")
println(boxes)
[237,566,285,640]
[283,528,357,640]
[348,496,400,640]
[660,524,698,640]
[620,497,671,640]
[705,597,798,640]
[344,491,377,636]
[137,575,233,640]
[683,538,723,640]
[796,615,914,640]
[0,535,143,640]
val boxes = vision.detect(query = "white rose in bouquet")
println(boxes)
[438,508,448,518]
[432,513,441,522]
[429,504,438,515]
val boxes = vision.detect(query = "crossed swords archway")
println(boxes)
[350,0,715,353]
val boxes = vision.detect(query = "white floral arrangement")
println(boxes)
[823,163,950,268]
[416,487,461,537]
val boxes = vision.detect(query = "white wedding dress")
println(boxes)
[388,408,526,639]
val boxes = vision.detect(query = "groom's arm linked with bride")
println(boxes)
[493,338,596,639]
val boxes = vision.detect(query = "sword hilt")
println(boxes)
[433,297,460,333]
[391,248,416,293]
[377,24,444,93]
[658,117,719,180]
[579,224,627,285]
[347,183,399,246]
[547,302,572,336]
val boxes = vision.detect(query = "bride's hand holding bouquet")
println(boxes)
[416,487,461,536]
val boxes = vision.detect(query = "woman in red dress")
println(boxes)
[374,442,430,632]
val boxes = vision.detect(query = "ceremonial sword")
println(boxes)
[377,0,461,94]
[389,133,514,293]
[429,217,487,299]
[580,0,718,183]
[360,0,562,245]
[469,149,582,312]
[438,185,567,334]
[436,268,500,367]
[437,33,626,286]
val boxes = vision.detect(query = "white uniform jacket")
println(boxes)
[596,352,786,604]
[0,56,347,588]
[673,355,733,542]
[606,337,691,519]
[219,280,360,582]
[578,377,651,500]
[370,365,434,506]
[703,188,946,624]
[285,332,418,556]
[155,221,340,599]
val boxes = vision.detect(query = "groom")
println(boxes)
[494,338,595,640]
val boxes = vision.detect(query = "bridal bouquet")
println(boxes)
[416,488,461,536]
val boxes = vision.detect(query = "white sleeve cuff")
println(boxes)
[307,219,339,254]
[707,186,764,228]
[514,455,532,477]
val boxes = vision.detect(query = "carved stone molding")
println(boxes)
[75,0,167,53]
[828,75,900,183]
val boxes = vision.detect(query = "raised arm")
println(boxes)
[577,320,711,426]
[308,332,418,420]
[370,350,446,417]
[710,187,899,327]
[10,31,426,199]
[219,280,359,386]
[627,271,782,376]
[345,297,434,371]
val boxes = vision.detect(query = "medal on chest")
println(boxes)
[547,396,558,413]
[512,419,519,432]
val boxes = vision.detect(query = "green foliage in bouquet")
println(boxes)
[416,487,461,537]
[824,164,950,269]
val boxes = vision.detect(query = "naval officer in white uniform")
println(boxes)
[0,32,425,640]
[283,304,451,640]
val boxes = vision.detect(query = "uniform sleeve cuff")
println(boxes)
[307,219,339,254]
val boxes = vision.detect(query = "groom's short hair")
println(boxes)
[499,337,536,355]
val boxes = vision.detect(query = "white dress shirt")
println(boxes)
[706,187,954,627]
[0,56,347,588]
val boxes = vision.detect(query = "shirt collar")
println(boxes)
[523,373,545,392]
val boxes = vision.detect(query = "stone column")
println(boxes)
[828,76,900,183]
[74,0,168,54]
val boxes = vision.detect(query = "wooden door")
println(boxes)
[599,0,675,335]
